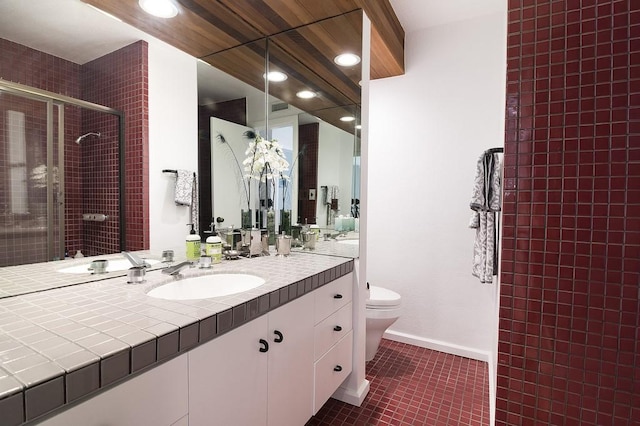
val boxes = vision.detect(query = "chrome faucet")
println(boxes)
[162,261,192,277]
[122,251,150,268]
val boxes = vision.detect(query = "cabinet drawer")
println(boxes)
[314,302,352,360]
[313,331,353,414]
[314,273,352,324]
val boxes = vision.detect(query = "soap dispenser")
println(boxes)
[205,234,223,264]
[186,224,201,262]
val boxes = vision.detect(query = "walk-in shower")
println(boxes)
[0,79,125,267]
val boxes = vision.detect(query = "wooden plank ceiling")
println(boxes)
[82,0,404,134]
[82,0,404,79]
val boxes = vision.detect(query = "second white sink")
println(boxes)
[147,273,266,300]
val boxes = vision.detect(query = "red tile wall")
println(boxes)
[498,1,639,425]
[298,123,319,225]
[0,38,81,98]
[81,40,149,254]
[0,38,81,265]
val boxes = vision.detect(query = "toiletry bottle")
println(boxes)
[186,224,201,262]
[206,235,223,264]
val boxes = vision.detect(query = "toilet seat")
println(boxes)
[367,286,401,309]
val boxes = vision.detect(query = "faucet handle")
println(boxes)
[162,260,192,277]
[122,251,150,268]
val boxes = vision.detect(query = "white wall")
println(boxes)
[147,42,199,251]
[368,12,506,359]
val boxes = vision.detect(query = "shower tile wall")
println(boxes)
[81,40,149,254]
[0,38,149,264]
[499,1,639,425]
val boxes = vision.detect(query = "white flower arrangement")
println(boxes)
[242,132,290,181]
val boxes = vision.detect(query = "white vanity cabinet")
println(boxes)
[188,291,314,426]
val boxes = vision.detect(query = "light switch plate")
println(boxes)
[309,189,316,200]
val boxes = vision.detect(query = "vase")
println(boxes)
[267,208,276,245]
[279,210,291,235]
[241,209,252,229]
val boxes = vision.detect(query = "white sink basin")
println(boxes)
[337,239,359,245]
[147,274,266,301]
[58,258,160,274]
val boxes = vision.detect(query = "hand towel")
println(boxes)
[175,170,194,206]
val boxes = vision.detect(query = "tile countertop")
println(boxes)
[0,251,354,426]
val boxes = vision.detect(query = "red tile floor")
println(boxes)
[306,339,490,425]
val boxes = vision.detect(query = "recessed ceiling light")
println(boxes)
[355,124,362,130]
[263,71,288,82]
[296,90,317,99]
[334,53,361,67]
[138,0,178,18]
[340,116,356,122]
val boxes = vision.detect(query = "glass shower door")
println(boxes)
[0,90,64,266]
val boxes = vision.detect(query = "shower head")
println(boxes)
[75,132,101,144]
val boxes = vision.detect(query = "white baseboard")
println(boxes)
[332,379,370,407]
[383,330,490,362]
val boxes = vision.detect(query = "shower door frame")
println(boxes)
[0,79,126,261]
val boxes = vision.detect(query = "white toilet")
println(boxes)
[365,285,402,361]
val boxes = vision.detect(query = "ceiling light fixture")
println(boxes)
[355,124,362,130]
[296,90,317,99]
[138,0,178,18]
[340,116,356,122]
[263,71,288,82]
[334,53,361,67]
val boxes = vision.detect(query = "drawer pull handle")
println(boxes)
[259,339,269,353]
[274,330,284,343]
[334,365,343,372]
[334,294,343,299]
[333,325,342,332]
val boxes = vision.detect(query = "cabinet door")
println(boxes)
[189,315,268,426]
[40,355,189,426]
[267,294,314,426]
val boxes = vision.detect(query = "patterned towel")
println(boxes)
[175,170,194,206]
[469,151,502,284]
[175,170,199,233]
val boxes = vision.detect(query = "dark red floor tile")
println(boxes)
[307,339,490,425]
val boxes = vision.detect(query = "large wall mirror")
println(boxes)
[0,2,363,272]
[199,10,363,258]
